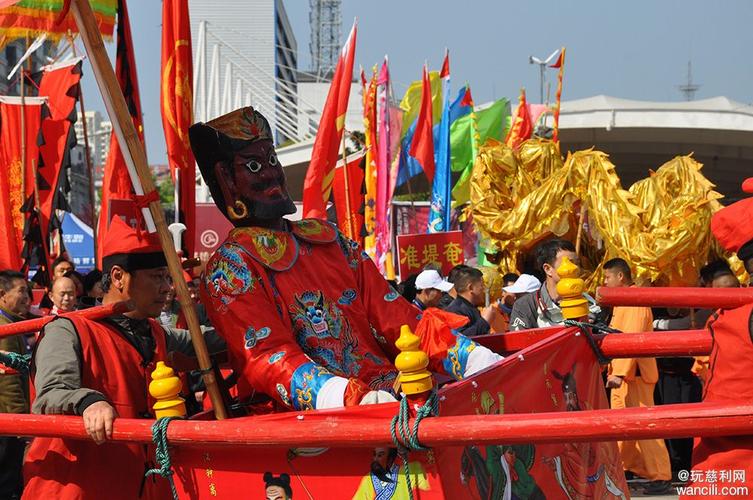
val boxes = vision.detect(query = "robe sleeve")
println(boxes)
[201,243,352,410]
[338,232,502,380]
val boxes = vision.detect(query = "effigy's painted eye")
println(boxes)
[245,160,262,173]
[269,153,278,166]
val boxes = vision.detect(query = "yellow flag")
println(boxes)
[399,70,443,137]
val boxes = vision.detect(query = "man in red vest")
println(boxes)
[683,177,753,499]
[23,216,224,500]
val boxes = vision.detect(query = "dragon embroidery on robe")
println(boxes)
[289,291,363,377]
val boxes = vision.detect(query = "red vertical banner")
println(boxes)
[36,59,83,276]
[0,96,45,270]
[331,150,365,244]
[96,0,146,266]
[302,21,357,219]
[161,0,195,257]
[396,230,464,278]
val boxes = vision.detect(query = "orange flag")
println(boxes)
[505,88,533,149]
[161,0,195,257]
[302,21,357,219]
[408,64,435,183]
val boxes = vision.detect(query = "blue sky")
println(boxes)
[79,0,753,164]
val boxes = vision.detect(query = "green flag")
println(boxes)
[450,98,511,205]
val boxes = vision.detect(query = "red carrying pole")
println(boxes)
[0,301,132,338]
[0,402,751,448]
[477,328,712,357]
[597,287,753,309]
[597,330,711,357]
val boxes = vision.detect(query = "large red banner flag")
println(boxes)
[505,88,534,149]
[332,149,366,245]
[302,20,357,219]
[0,96,45,270]
[161,0,195,257]
[35,58,83,278]
[96,0,146,266]
[409,64,436,183]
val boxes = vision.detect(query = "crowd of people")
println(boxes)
[0,105,751,499]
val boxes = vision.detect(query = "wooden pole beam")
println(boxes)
[69,0,227,419]
[597,286,753,309]
[0,402,750,448]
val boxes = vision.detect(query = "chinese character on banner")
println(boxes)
[396,231,464,278]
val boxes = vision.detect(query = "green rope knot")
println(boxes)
[389,391,439,500]
[0,351,31,375]
[145,416,182,500]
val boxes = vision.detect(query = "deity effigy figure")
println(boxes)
[189,107,502,411]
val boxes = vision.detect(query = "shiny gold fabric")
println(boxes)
[471,138,746,288]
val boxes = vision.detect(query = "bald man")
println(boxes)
[48,277,77,315]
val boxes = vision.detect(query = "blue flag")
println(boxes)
[396,86,470,189]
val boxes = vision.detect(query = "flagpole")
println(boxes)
[70,0,228,419]
[68,34,98,258]
[340,129,353,239]
[20,38,28,206]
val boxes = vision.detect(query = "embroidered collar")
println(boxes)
[229,219,338,271]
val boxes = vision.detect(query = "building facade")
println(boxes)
[189,0,298,144]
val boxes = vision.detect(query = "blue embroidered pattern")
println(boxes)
[268,351,285,364]
[384,289,399,302]
[205,243,256,308]
[442,332,477,380]
[244,326,271,350]
[276,383,291,407]
[289,291,363,377]
[338,289,357,306]
[290,362,335,411]
[335,232,361,269]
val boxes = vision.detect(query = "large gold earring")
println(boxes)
[227,200,249,220]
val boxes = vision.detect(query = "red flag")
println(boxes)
[97,0,146,266]
[332,149,366,244]
[0,96,45,270]
[551,47,566,143]
[409,65,435,183]
[439,50,450,79]
[460,85,474,108]
[36,59,83,277]
[549,49,564,69]
[161,0,195,258]
[302,21,357,219]
[505,88,534,149]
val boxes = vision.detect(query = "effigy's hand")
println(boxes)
[82,400,118,445]
[359,390,398,405]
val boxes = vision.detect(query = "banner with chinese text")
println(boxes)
[397,230,464,278]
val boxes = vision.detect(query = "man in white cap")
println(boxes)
[412,270,454,311]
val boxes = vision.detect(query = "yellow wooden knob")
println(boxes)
[394,325,433,395]
[556,256,589,320]
[149,361,186,419]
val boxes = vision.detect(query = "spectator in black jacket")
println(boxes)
[445,267,495,337]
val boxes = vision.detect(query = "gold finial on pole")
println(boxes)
[556,256,589,320]
[394,325,433,395]
[149,361,186,419]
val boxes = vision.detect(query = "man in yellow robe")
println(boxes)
[603,258,672,495]
[353,447,429,499]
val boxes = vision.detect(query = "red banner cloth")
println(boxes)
[332,150,365,243]
[302,22,357,219]
[36,59,83,275]
[396,230,464,278]
[161,0,195,257]
[96,0,146,267]
[409,65,436,183]
[0,96,45,270]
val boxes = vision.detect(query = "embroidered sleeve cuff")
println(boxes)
[290,362,336,411]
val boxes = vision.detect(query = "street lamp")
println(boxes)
[529,49,560,104]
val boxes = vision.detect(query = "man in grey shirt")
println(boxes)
[24,216,225,499]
